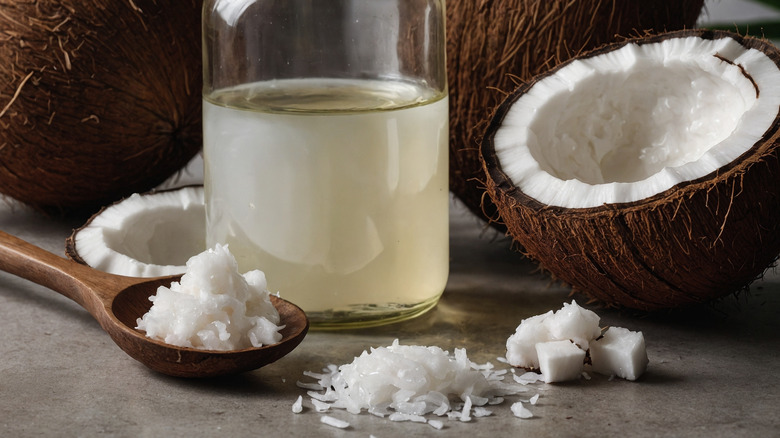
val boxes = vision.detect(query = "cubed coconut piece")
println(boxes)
[589,327,649,381]
[535,340,586,383]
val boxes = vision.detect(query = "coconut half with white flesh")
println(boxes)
[481,29,780,310]
[66,186,205,277]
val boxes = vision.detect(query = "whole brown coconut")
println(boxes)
[446,0,704,225]
[0,0,202,214]
[481,29,780,310]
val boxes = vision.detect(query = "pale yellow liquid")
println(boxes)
[203,79,449,328]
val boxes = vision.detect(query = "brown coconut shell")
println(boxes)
[481,29,780,310]
[447,0,705,225]
[0,0,202,214]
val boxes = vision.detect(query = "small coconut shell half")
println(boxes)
[481,29,780,310]
[66,185,205,277]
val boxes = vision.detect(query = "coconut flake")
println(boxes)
[511,401,533,419]
[311,399,331,412]
[514,371,544,385]
[428,419,444,430]
[488,397,504,405]
[292,396,303,414]
[320,415,350,429]
[459,396,473,422]
[473,407,493,417]
[296,381,324,391]
[389,412,427,423]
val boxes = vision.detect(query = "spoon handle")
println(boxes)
[0,230,113,312]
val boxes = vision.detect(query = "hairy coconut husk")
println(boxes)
[447,0,704,225]
[0,0,202,214]
[481,29,780,310]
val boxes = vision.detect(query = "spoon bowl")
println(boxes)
[0,230,308,378]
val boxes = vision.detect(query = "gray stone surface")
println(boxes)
[0,197,778,438]
[3,4,779,435]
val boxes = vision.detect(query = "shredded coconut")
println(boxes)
[299,340,528,429]
[135,244,282,350]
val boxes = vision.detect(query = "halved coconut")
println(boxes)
[481,29,780,310]
[446,0,704,226]
[66,186,205,277]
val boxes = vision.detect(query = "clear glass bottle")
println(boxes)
[202,0,448,328]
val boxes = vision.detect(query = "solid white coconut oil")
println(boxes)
[203,78,449,327]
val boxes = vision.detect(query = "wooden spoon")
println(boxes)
[0,230,308,378]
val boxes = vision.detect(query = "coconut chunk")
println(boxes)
[506,301,599,368]
[535,340,586,383]
[544,301,601,350]
[505,311,553,368]
[589,327,649,380]
[506,302,649,383]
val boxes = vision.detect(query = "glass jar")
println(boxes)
[202,0,448,328]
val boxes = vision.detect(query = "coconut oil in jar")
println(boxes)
[204,79,448,327]
[203,0,448,327]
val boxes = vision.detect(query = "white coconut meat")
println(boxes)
[70,186,205,277]
[590,327,649,381]
[506,301,649,382]
[535,340,586,383]
[136,243,282,350]
[505,300,600,369]
[493,35,780,208]
[299,339,527,426]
